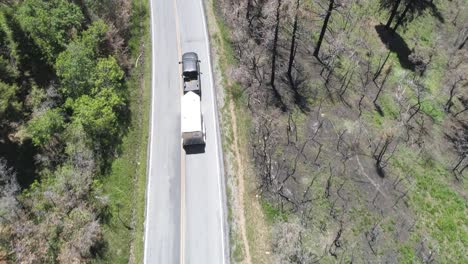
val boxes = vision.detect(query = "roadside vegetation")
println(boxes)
[213,0,467,262]
[0,0,150,263]
[206,1,272,263]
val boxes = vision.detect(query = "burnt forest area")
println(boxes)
[216,0,467,262]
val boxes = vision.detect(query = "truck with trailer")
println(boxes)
[180,52,205,148]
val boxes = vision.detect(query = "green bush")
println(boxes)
[27,108,64,146]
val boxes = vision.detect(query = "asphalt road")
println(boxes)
[144,0,227,263]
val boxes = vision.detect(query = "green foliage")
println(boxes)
[16,0,84,63]
[0,81,19,117]
[27,108,65,146]
[69,88,124,140]
[399,244,418,263]
[98,0,151,261]
[423,53,448,94]
[79,20,108,49]
[420,99,445,122]
[55,21,108,98]
[92,56,125,93]
[0,0,137,262]
[261,201,288,223]
[0,55,18,82]
[26,85,46,110]
[55,41,95,97]
[401,13,435,47]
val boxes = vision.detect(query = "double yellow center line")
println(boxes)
[171,0,185,263]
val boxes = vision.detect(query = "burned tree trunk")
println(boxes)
[445,77,465,113]
[270,0,287,110]
[373,51,391,81]
[287,0,300,92]
[385,0,402,29]
[393,2,411,31]
[373,136,396,177]
[458,35,468,50]
[373,67,392,116]
[313,0,334,59]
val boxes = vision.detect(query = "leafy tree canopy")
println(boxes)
[55,21,109,98]
[27,108,65,146]
[69,88,124,139]
[55,41,96,98]
[92,56,125,93]
[16,0,84,64]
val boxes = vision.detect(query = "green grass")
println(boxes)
[261,200,288,223]
[231,233,245,262]
[392,147,468,263]
[420,100,445,122]
[399,244,418,264]
[96,0,151,262]
[213,4,237,67]
[379,93,400,119]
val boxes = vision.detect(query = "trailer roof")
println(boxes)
[181,91,202,133]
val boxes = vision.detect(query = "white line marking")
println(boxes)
[198,1,227,263]
[144,0,156,262]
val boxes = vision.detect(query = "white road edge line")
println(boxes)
[143,0,156,262]
[198,1,228,263]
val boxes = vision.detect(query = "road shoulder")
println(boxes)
[204,1,272,263]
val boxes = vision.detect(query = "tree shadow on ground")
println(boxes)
[0,138,38,188]
[375,24,415,71]
[295,93,311,113]
[9,14,56,87]
[376,164,386,178]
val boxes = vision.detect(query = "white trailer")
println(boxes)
[181,91,206,146]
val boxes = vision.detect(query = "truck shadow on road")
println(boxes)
[184,144,206,155]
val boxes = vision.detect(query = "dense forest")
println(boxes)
[215,0,467,262]
[0,0,139,262]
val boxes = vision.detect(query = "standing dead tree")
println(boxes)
[444,76,466,113]
[313,0,335,60]
[373,51,391,82]
[253,116,276,192]
[447,122,468,179]
[365,221,382,256]
[328,219,344,258]
[373,66,392,116]
[287,0,301,93]
[384,0,402,29]
[270,0,287,110]
[381,0,445,32]
[373,135,398,177]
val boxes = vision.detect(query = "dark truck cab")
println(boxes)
[181,52,201,95]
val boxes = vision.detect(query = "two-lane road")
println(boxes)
[144,0,227,263]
